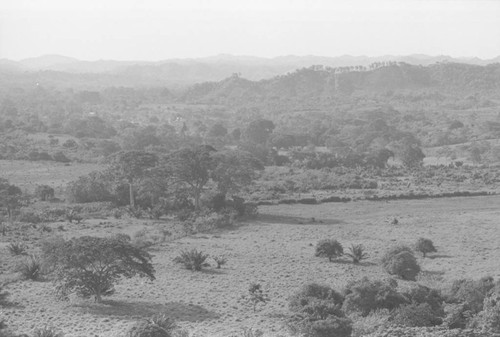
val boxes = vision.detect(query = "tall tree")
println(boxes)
[112,151,158,209]
[210,150,263,197]
[0,179,22,220]
[168,146,215,210]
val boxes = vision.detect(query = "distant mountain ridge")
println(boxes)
[0,54,499,90]
[1,53,499,84]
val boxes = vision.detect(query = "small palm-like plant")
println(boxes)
[345,244,368,264]
[173,249,210,271]
[415,238,437,258]
[213,255,227,269]
[315,239,344,262]
[127,314,177,337]
[33,326,65,337]
[18,255,42,281]
[7,242,27,256]
[244,283,270,312]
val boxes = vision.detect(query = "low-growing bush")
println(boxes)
[301,316,353,337]
[345,244,368,264]
[7,242,27,256]
[32,326,65,337]
[415,238,437,258]
[381,246,420,280]
[445,277,496,314]
[35,185,55,201]
[315,239,344,262]
[403,284,444,315]
[390,303,443,327]
[213,255,227,269]
[173,249,210,271]
[342,277,406,316]
[243,283,270,312]
[17,210,44,224]
[183,212,234,233]
[126,314,177,337]
[289,283,345,313]
[18,255,42,281]
[471,293,500,332]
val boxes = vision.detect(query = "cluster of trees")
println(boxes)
[67,146,263,215]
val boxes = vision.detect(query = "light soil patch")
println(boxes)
[2,196,499,336]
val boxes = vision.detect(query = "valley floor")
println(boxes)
[2,195,500,336]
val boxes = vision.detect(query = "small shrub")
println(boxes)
[315,239,343,262]
[213,255,227,269]
[390,303,443,327]
[35,185,55,201]
[7,242,27,256]
[381,246,420,280]
[403,284,444,315]
[18,255,42,281]
[305,316,353,337]
[243,283,270,312]
[65,209,83,223]
[127,314,177,337]
[445,277,496,313]
[17,210,43,224]
[415,238,437,258]
[345,244,368,264]
[472,294,500,332]
[342,277,406,316]
[173,249,210,271]
[289,283,345,314]
[32,326,65,337]
[350,309,390,337]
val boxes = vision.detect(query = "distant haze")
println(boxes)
[1,0,499,61]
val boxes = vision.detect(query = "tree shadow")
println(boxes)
[428,254,453,260]
[200,268,226,275]
[419,270,446,277]
[74,300,220,322]
[257,213,345,225]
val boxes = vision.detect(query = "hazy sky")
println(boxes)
[1,0,499,61]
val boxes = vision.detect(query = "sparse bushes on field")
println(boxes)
[173,249,210,271]
[390,303,443,327]
[342,277,406,316]
[345,244,368,264]
[127,314,177,337]
[381,245,420,280]
[289,283,345,314]
[315,239,344,262]
[415,237,437,257]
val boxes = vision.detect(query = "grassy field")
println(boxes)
[0,160,103,196]
[1,195,499,336]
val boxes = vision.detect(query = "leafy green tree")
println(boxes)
[42,235,155,303]
[210,150,263,197]
[244,119,275,145]
[112,151,158,209]
[168,146,214,210]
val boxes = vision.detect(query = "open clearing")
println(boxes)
[2,195,500,337]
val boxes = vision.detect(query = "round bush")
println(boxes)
[342,277,406,316]
[315,239,344,262]
[390,303,443,327]
[415,238,437,257]
[381,246,420,280]
[382,251,420,280]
